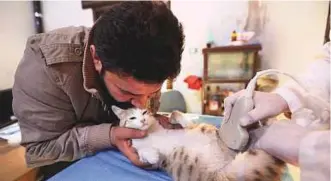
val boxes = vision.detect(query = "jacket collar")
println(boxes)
[82,18,102,97]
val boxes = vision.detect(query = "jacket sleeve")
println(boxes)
[12,36,113,167]
[299,130,330,181]
[274,42,330,113]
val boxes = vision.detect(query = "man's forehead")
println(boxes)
[104,71,162,94]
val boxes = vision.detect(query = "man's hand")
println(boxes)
[155,114,183,129]
[224,90,289,126]
[110,126,150,167]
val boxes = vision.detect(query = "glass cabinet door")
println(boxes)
[206,51,255,80]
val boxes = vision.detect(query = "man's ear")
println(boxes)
[90,45,102,73]
[111,105,124,119]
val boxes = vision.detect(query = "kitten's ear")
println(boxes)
[111,106,124,118]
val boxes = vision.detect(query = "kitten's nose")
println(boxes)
[141,119,146,124]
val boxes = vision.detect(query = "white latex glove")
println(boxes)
[248,120,309,166]
[223,90,289,126]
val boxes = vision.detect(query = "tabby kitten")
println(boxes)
[112,106,285,181]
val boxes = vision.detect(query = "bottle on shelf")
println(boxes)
[208,86,221,114]
[204,86,211,113]
[231,30,237,42]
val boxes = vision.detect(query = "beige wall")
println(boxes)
[42,1,93,32]
[259,1,329,84]
[0,1,35,90]
[0,1,93,90]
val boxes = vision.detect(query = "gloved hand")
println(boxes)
[248,120,309,166]
[223,90,289,126]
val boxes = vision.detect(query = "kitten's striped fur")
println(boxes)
[162,123,285,181]
[111,106,286,181]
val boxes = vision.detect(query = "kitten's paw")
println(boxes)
[138,148,160,165]
[169,111,191,128]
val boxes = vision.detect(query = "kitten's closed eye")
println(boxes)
[130,117,136,120]
[143,110,148,115]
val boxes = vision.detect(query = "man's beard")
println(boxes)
[96,72,134,110]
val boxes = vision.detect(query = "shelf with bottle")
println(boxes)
[202,83,245,116]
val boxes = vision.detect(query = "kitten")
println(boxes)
[112,106,285,181]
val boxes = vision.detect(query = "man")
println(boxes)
[224,42,330,180]
[12,1,184,171]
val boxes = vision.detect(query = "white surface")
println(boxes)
[0,122,22,145]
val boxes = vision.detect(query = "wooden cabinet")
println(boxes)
[201,44,262,116]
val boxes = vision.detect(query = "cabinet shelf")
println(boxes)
[203,44,262,53]
[204,79,249,84]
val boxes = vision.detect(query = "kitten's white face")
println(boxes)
[111,106,156,130]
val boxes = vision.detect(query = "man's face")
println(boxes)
[101,71,161,108]
[90,45,162,109]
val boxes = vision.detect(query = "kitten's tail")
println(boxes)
[219,149,286,181]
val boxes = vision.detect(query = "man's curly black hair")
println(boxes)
[92,1,185,84]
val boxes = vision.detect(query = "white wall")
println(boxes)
[0,1,93,90]
[0,1,35,90]
[260,1,329,80]
[42,1,93,32]
[170,1,329,114]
